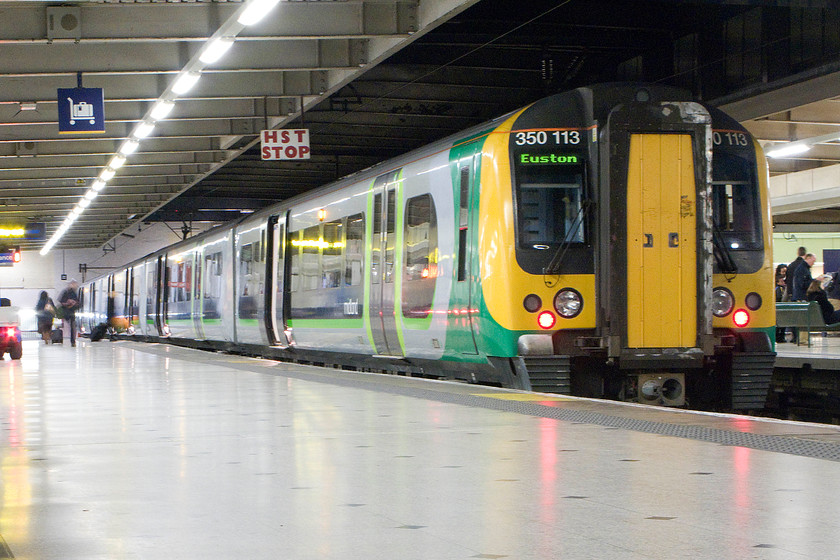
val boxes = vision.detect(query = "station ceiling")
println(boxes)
[2,0,840,251]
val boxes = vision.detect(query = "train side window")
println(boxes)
[289,230,301,293]
[458,165,470,282]
[322,220,343,288]
[372,193,383,285]
[301,225,321,291]
[403,194,438,319]
[345,214,364,286]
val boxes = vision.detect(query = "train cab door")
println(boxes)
[368,170,403,356]
[625,133,697,348]
[602,101,712,358]
[268,213,290,347]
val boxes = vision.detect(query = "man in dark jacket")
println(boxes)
[784,246,807,301]
[792,253,816,301]
[58,280,81,347]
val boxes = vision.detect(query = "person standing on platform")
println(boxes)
[58,280,81,347]
[775,268,787,343]
[784,247,807,301]
[35,291,56,344]
[792,253,816,302]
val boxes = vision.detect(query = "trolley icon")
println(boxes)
[67,97,95,125]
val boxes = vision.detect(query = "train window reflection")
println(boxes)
[403,194,438,319]
[712,181,761,250]
[515,167,585,248]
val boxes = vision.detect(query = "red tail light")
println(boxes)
[537,311,556,329]
[733,309,750,328]
[5,327,16,338]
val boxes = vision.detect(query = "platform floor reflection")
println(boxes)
[2,339,840,560]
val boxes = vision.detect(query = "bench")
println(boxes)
[776,301,840,346]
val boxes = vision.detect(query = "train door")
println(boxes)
[192,247,205,340]
[268,213,290,347]
[625,134,697,348]
[368,170,403,356]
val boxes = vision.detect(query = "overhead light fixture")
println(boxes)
[200,37,235,64]
[765,130,840,159]
[133,121,155,138]
[79,198,91,208]
[109,155,126,169]
[91,180,106,191]
[84,189,98,201]
[72,206,84,216]
[19,102,37,111]
[172,71,201,95]
[766,143,811,158]
[100,168,116,181]
[150,100,175,120]
[119,140,139,155]
[237,0,282,26]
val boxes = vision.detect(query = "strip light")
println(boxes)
[200,37,235,64]
[172,72,201,95]
[41,0,279,255]
[238,0,282,26]
[766,130,840,159]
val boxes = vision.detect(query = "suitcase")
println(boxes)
[50,328,63,344]
[90,323,108,342]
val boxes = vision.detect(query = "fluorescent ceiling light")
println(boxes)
[119,140,139,155]
[79,198,91,208]
[766,143,811,158]
[150,100,175,120]
[200,37,235,64]
[109,155,126,169]
[84,189,98,201]
[72,206,84,216]
[172,72,201,95]
[91,180,106,191]
[133,121,155,138]
[238,0,282,26]
[100,168,116,181]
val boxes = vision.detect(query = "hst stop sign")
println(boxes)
[261,129,310,160]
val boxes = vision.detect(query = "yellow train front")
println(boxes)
[479,84,774,409]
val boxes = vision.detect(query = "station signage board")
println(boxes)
[57,87,105,134]
[261,129,310,160]
[0,247,21,267]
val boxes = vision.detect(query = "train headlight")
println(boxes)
[553,289,583,319]
[712,287,734,317]
[745,292,762,311]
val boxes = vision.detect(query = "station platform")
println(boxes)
[2,339,840,559]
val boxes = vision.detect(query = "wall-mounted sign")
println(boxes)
[261,129,310,160]
[57,87,105,134]
[0,247,21,267]
[0,223,44,240]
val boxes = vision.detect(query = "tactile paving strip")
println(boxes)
[134,345,840,463]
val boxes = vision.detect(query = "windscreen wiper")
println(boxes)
[545,199,591,275]
[712,225,738,274]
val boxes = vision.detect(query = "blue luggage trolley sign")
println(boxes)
[57,87,105,134]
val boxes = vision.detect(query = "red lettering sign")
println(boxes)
[261,129,310,160]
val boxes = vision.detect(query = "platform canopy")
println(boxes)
[1,0,839,251]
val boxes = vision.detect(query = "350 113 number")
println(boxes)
[514,130,581,146]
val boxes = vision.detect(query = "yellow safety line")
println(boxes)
[472,393,574,402]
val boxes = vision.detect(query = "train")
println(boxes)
[78,83,776,410]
